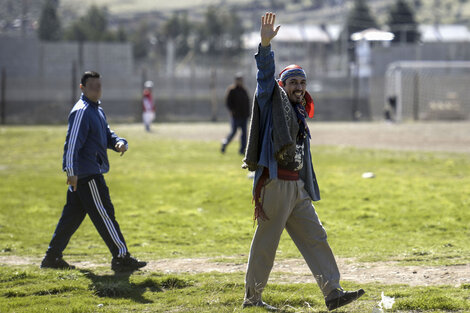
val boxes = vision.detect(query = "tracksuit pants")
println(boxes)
[46,174,128,259]
[244,178,341,303]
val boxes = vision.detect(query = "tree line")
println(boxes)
[345,0,420,43]
[38,0,245,60]
[38,0,420,59]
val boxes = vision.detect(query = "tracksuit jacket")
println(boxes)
[63,94,128,178]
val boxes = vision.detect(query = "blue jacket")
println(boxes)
[253,44,320,201]
[63,94,128,178]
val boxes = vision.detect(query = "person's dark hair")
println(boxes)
[81,71,101,86]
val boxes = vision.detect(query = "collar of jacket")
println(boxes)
[81,94,101,107]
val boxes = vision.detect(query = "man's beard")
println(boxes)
[289,95,303,104]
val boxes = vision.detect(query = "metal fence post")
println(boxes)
[1,68,5,124]
[71,61,77,107]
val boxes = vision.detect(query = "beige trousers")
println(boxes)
[244,178,341,303]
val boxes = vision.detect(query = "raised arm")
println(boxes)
[255,12,281,108]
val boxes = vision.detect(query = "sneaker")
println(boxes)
[325,288,365,311]
[40,255,75,269]
[242,300,278,311]
[221,143,227,154]
[111,253,147,272]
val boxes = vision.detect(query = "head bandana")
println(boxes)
[279,64,306,83]
[278,64,314,118]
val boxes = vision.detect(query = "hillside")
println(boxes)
[1,0,469,38]
[57,0,470,25]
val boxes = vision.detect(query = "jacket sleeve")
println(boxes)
[63,109,89,176]
[107,125,128,151]
[101,110,128,151]
[255,44,276,110]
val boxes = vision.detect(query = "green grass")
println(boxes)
[1,266,469,312]
[0,124,469,312]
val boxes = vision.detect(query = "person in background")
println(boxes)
[384,96,397,122]
[142,80,156,132]
[221,73,250,155]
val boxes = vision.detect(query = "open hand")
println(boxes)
[261,12,280,47]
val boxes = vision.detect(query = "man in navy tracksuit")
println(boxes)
[41,71,146,272]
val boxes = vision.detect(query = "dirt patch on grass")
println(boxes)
[2,255,468,287]
[144,257,470,287]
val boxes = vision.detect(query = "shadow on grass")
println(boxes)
[80,269,160,304]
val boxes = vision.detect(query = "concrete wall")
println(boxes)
[148,70,357,122]
[13,37,468,123]
[3,37,470,124]
[0,37,134,78]
[1,37,360,124]
[0,37,140,124]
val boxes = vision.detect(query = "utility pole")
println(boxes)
[413,71,419,121]
[210,68,218,122]
[21,0,28,38]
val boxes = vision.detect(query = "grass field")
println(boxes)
[0,123,469,312]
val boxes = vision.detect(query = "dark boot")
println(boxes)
[325,288,365,311]
[111,253,147,272]
[40,255,75,270]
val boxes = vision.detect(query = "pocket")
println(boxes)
[263,178,274,189]
[262,178,279,197]
[96,153,103,165]
[260,178,279,219]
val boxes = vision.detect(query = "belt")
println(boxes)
[277,167,299,181]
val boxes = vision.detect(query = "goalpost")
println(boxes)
[385,61,470,122]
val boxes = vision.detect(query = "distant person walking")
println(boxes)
[241,12,364,311]
[384,96,397,122]
[221,73,250,155]
[41,71,147,272]
[142,80,156,132]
